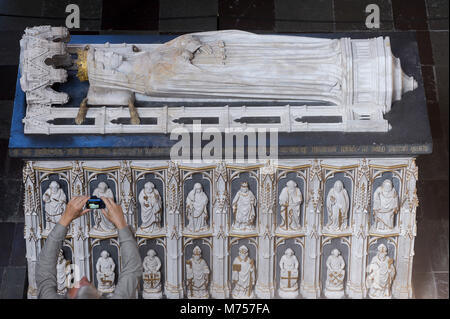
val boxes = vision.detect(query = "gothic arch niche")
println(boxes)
[323,169,355,233]
[370,169,403,233]
[138,237,166,299]
[228,237,258,298]
[320,236,350,298]
[134,170,165,236]
[229,169,259,234]
[275,236,304,298]
[86,170,118,236]
[276,169,307,233]
[182,170,213,235]
[182,237,212,298]
[38,171,69,236]
[90,237,120,295]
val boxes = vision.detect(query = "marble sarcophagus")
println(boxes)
[9,27,432,299]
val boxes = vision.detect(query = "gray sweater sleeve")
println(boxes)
[36,223,68,299]
[108,226,143,299]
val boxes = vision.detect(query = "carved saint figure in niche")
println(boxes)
[43,181,67,231]
[324,249,346,298]
[232,182,256,231]
[96,250,116,294]
[232,245,256,298]
[186,246,210,299]
[142,249,162,299]
[92,182,116,233]
[279,180,303,231]
[138,182,162,233]
[326,181,349,231]
[373,180,399,231]
[366,244,396,299]
[56,249,69,295]
[186,183,209,232]
[278,248,299,298]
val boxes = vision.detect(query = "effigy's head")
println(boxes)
[377,244,388,259]
[240,181,249,193]
[331,249,340,256]
[145,182,155,192]
[239,245,249,258]
[97,182,108,192]
[100,250,109,258]
[285,248,294,256]
[193,246,202,260]
[194,182,203,193]
[382,179,393,192]
[147,249,156,257]
[334,180,343,192]
[286,180,297,189]
[49,181,60,192]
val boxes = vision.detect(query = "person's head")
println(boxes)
[49,181,60,193]
[147,249,156,257]
[286,180,297,190]
[285,248,294,256]
[332,249,340,257]
[382,180,393,192]
[98,182,108,192]
[193,246,202,261]
[377,244,388,260]
[194,183,202,193]
[334,180,343,192]
[100,250,109,259]
[240,182,249,193]
[144,182,155,192]
[67,276,101,299]
[239,245,248,259]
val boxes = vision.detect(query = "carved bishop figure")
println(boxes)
[232,182,256,231]
[142,249,162,299]
[326,181,349,231]
[138,182,162,233]
[324,249,346,298]
[366,244,396,299]
[43,181,67,232]
[279,180,303,231]
[92,182,116,233]
[186,246,210,299]
[232,245,256,298]
[186,183,209,232]
[278,248,299,298]
[56,249,68,295]
[373,180,399,231]
[96,250,116,294]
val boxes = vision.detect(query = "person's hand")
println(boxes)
[59,196,90,227]
[101,197,127,229]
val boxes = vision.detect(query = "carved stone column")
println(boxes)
[70,161,90,280]
[164,161,183,298]
[393,159,418,298]
[119,160,136,231]
[300,160,322,299]
[211,161,230,298]
[23,162,42,299]
[347,159,370,298]
[255,162,276,298]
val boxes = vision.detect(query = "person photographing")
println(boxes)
[36,196,142,299]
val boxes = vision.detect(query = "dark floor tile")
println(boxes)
[219,0,275,31]
[0,139,22,180]
[416,31,435,65]
[0,223,16,266]
[434,272,449,299]
[416,140,449,181]
[392,0,429,30]
[274,0,334,32]
[422,65,438,102]
[430,31,449,66]
[0,31,22,66]
[0,267,4,290]
[0,0,44,16]
[0,66,18,100]
[0,266,27,299]
[426,0,449,30]
[429,222,449,272]
[42,0,102,19]
[416,179,449,222]
[334,0,394,31]
[159,0,218,32]
[435,66,449,137]
[101,0,158,31]
[426,102,444,139]
[0,100,13,139]
[414,219,434,273]
[9,223,26,267]
[0,178,23,222]
[413,271,437,298]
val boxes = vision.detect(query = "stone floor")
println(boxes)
[0,0,448,299]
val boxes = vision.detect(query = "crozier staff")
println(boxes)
[36,196,142,299]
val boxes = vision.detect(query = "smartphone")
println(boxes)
[85,196,106,210]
